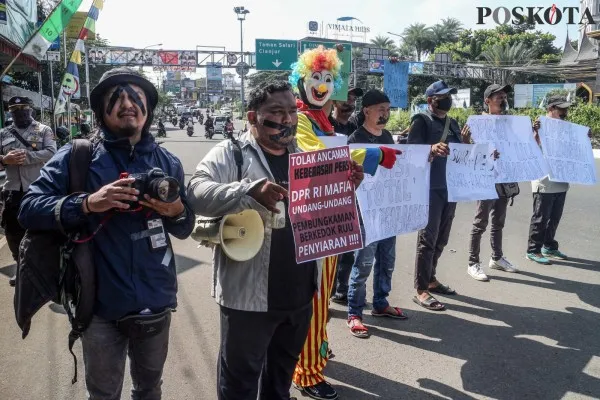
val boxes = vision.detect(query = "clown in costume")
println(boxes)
[290,45,399,400]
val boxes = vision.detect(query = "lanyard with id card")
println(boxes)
[147,218,168,251]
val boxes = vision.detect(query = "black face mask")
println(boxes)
[501,101,509,111]
[377,116,389,125]
[559,114,567,120]
[340,104,355,113]
[261,119,297,142]
[435,97,453,112]
[11,109,33,128]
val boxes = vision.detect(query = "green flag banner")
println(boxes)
[22,0,84,60]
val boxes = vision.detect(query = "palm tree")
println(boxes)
[370,35,397,50]
[439,18,463,42]
[480,42,538,83]
[456,38,483,61]
[402,23,433,61]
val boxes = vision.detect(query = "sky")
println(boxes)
[77,0,583,80]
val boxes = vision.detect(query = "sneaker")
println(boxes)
[489,257,519,273]
[542,248,568,260]
[9,274,16,287]
[526,253,551,265]
[467,263,489,281]
[330,293,347,305]
[295,381,339,400]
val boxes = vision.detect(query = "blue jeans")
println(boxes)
[333,251,355,297]
[348,236,397,319]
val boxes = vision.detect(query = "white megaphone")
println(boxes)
[191,209,265,262]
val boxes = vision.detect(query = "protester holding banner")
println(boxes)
[188,82,360,400]
[408,80,470,311]
[466,84,520,282]
[527,96,592,264]
[345,90,407,338]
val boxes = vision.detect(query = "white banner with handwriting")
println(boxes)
[467,115,549,183]
[537,117,597,185]
[446,143,498,202]
[349,144,431,245]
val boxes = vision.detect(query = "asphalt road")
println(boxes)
[1,124,599,400]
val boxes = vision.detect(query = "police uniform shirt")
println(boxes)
[0,121,57,192]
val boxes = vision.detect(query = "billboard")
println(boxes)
[88,48,197,71]
[207,62,223,93]
[0,0,36,47]
[514,83,577,108]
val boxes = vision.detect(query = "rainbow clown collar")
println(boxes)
[289,45,343,109]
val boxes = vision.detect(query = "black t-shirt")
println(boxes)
[263,150,317,311]
[329,116,358,136]
[348,125,395,145]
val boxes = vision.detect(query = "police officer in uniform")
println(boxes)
[0,96,56,286]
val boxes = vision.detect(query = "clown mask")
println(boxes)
[304,70,334,107]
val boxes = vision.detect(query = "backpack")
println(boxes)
[14,139,94,384]
[230,136,244,181]
[495,182,520,206]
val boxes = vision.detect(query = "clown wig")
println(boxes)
[289,45,344,94]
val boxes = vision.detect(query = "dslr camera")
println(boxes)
[120,168,180,205]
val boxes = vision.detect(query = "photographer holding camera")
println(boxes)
[18,67,194,399]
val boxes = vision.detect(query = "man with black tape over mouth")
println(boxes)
[345,89,408,339]
[0,96,56,287]
[18,67,195,398]
[187,81,365,400]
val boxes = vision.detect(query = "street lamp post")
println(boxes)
[234,6,249,119]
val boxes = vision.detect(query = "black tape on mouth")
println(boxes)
[377,117,389,125]
[262,119,297,141]
[106,84,147,116]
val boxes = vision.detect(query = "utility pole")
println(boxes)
[234,6,250,119]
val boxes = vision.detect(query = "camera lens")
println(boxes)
[148,177,180,203]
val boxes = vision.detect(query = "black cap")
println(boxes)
[348,87,364,97]
[8,96,33,108]
[361,89,390,107]
[547,95,571,109]
[90,67,158,112]
[425,80,457,97]
[484,84,512,99]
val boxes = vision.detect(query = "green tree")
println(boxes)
[431,18,463,48]
[402,23,434,61]
[246,71,291,94]
[370,35,396,50]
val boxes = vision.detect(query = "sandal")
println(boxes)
[347,316,370,338]
[412,295,446,311]
[371,306,408,319]
[428,283,456,295]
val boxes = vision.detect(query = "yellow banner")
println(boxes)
[66,11,96,40]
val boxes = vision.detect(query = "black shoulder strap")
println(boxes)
[230,137,243,182]
[68,139,94,193]
[9,127,33,149]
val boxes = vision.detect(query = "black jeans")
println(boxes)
[217,304,312,400]
[333,251,355,297]
[0,190,26,262]
[468,198,509,265]
[81,314,171,400]
[527,192,567,253]
[414,189,457,291]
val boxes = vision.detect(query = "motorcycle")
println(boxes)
[187,126,194,137]
[205,126,214,139]
[198,115,204,124]
[179,121,185,130]
[224,125,234,139]
[172,117,178,126]
[157,124,166,138]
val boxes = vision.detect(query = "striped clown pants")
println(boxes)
[293,255,338,387]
